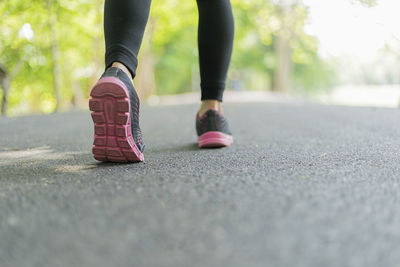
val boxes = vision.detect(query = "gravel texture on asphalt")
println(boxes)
[1,103,400,267]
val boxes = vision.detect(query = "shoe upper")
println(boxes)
[196,109,232,137]
[101,67,145,152]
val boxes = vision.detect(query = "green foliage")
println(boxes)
[0,0,337,116]
[354,0,377,7]
[150,0,198,95]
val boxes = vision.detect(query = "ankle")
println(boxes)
[198,100,222,117]
[110,62,132,80]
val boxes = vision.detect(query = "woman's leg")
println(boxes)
[104,0,152,79]
[89,0,152,163]
[196,0,235,116]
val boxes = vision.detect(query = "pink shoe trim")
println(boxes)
[89,76,144,163]
[198,131,233,148]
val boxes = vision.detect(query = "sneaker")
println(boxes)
[196,109,233,148]
[89,67,145,162]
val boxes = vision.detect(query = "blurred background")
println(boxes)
[1,0,399,117]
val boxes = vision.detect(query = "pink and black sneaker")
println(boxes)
[196,109,233,148]
[89,67,145,163]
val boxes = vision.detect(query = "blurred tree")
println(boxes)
[47,0,61,112]
[355,0,377,7]
[0,0,104,115]
[135,17,156,99]
[272,0,297,92]
[0,64,9,116]
[0,0,336,116]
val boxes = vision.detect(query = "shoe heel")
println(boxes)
[89,77,144,163]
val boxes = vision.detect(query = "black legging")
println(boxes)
[104,0,234,101]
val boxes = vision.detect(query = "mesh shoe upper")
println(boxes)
[196,109,232,137]
[101,67,145,152]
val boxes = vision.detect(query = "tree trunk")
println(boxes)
[71,80,85,108]
[0,61,24,116]
[47,0,62,112]
[0,65,10,116]
[135,18,156,100]
[272,1,298,93]
[274,32,292,92]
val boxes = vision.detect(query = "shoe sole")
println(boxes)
[89,77,144,163]
[198,131,233,148]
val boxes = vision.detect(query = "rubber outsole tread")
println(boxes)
[89,78,144,163]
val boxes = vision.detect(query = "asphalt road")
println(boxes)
[1,102,400,267]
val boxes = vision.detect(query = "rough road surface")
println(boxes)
[1,103,400,267]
